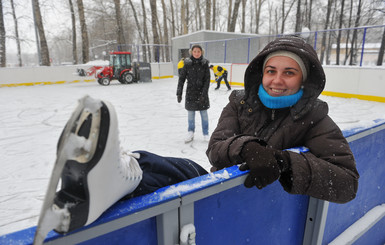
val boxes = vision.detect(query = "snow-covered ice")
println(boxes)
[1,77,385,236]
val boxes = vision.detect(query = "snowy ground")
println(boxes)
[1,77,385,236]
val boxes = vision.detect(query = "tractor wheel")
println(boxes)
[98,77,110,86]
[121,72,134,84]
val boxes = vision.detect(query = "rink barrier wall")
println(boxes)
[0,63,173,87]
[1,63,385,103]
[1,121,385,244]
[210,63,385,103]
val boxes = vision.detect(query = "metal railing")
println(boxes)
[90,43,172,63]
[191,25,385,67]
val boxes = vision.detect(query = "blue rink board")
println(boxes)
[1,121,385,244]
[194,183,309,244]
[322,123,385,244]
[0,166,250,244]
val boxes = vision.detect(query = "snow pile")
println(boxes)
[81,60,109,66]
[159,170,230,199]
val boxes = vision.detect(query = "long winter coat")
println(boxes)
[206,36,359,204]
[177,56,210,111]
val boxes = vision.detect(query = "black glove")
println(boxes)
[239,141,290,189]
[177,95,182,103]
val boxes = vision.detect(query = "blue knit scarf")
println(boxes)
[258,84,303,109]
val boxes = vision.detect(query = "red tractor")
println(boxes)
[96,51,138,86]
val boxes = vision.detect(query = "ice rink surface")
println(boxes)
[1,78,385,235]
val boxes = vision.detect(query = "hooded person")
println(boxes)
[177,44,211,143]
[206,36,359,204]
[35,36,358,242]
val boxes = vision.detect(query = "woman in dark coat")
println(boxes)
[206,36,359,204]
[42,37,358,238]
[177,44,211,143]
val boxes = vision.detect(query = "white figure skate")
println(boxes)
[33,96,142,244]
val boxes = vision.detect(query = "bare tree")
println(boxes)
[0,0,5,67]
[68,0,77,64]
[376,5,385,66]
[349,0,362,65]
[169,0,176,36]
[127,2,140,37]
[241,0,247,33]
[212,0,216,30]
[281,0,285,33]
[227,0,233,31]
[280,0,295,33]
[113,0,126,50]
[128,0,145,61]
[295,0,302,32]
[32,0,50,66]
[206,0,211,30]
[336,0,345,65]
[141,0,151,62]
[195,0,202,30]
[181,0,188,34]
[249,0,254,32]
[344,0,354,65]
[267,1,275,35]
[155,13,165,61]
[320,0,333,64]
[9,0,22,66]
[186,0,190,33]
[76,0,89,64]
[305,0,313,30]
[255,0,265,33]
[161,0,170,60]
[228,0,241,32]
[150,0,160,62]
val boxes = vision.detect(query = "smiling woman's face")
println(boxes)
[191,47,202,59]
[262,56,303,97]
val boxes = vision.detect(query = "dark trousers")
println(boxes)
[216,71,231,90]
[130,150,208,197]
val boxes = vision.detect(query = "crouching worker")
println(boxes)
[209,64,231,90]
[207,35,359,203]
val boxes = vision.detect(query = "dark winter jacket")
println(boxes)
[177,56,210,111]
[206,36,359,204]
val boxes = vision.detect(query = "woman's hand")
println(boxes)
[240,142,289,189]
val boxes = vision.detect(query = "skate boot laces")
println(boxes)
[119,149,143,181]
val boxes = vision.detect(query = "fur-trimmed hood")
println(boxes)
[244,36,326,119]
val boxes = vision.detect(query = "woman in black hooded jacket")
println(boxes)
[44,36,358,237]
[207,36,359,203]
[177,44,211,143]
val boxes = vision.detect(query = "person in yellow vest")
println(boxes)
[177,58,185,76]
[209,65,231,90]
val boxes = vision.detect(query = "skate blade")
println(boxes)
[33,96,102,245]
[33,205,70,245]
[184,138,194,144]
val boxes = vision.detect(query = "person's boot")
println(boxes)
[54,96,142,233]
